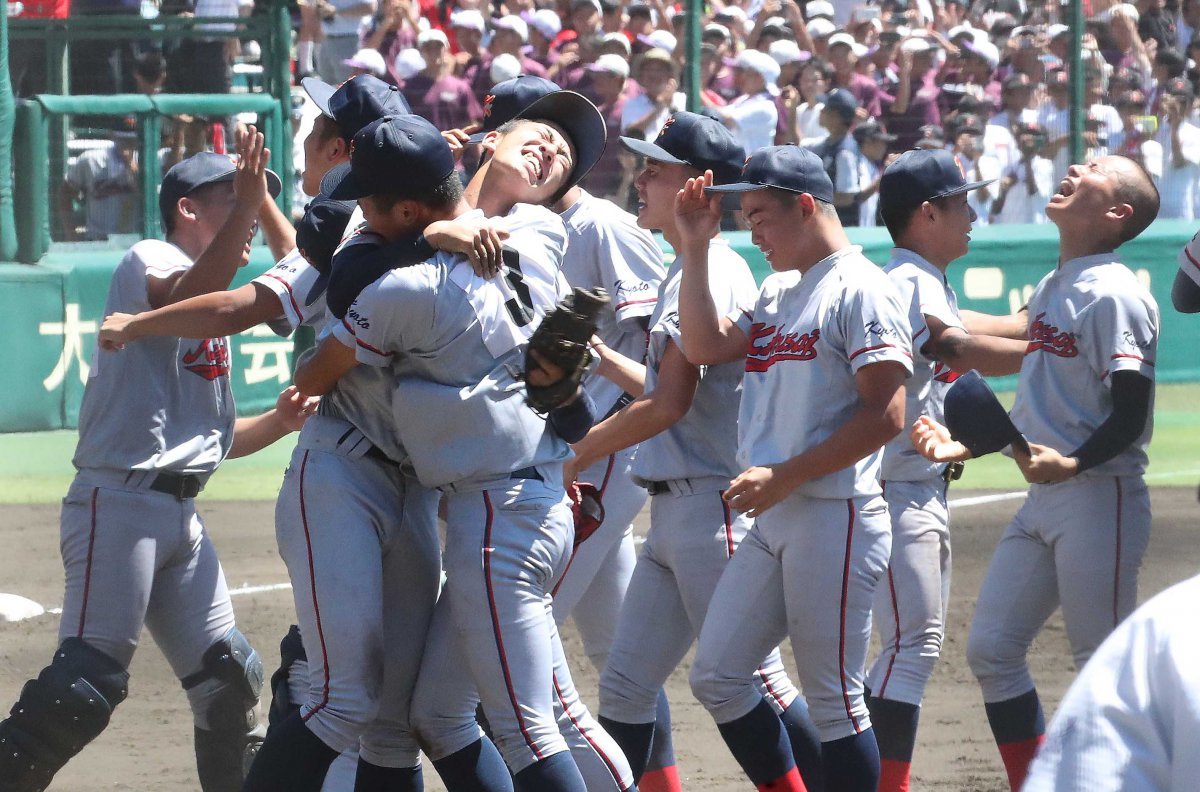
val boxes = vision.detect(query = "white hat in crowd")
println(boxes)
[417,28,450,48]
[601,31,632,54]
[589,52,631,78]
[963,38,1000,68]
[393,48,426,80]
[735,48,782,84]
[490,53,522,83]
[806,0,834,19]
[827,32,856,50]
[529,8,562,39]
[639,29,677,53]
[450,9,485,31]
[769,38,807,65]
[343,48,387,77]
[901,37,933,54]
[807,17,836,38]
[493,15,529,43]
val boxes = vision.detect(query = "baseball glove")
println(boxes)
[525,287,609,413]
[568,481,606,549]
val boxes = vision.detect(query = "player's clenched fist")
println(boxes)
[910,416,972,463]
[273,385,320,432]
[1013,442,1077,485]
[724,464,794,518]
[98,312,138,350]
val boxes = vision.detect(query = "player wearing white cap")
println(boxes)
[678,145,913,792]
[913,155,1161,791]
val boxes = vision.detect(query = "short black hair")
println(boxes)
[367,172,464,214]
[1111,157,1160,245]
[162,180,230,236]
[880,195,954,241]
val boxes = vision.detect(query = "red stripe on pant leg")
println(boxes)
[298,451,332,722]
[754,667,788,711]
[876,567,902,699]
[1112,478,1124,628]
[719,492,736,558]
[839,499,861,733]
[77,487,101,638]
[552,673,627,789]
[482,491,544,760]
[598,453,617,496]
[551,547,576,599]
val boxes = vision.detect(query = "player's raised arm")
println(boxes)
[674,171,750,366]
[101,283,275,348]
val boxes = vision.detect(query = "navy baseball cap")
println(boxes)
[823,88,859,122]
[878,148,994,216]
[513,90,608,200]
[618,111,746,185]
[296,194,356,277]
[158,151,282,229]
[329,114,456,200]
[302,74,411,140]
[705,145,835,203]
[467,75,562,144]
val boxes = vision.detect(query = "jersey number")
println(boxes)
[502,248,535,328]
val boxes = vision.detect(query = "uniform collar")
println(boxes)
[891,247,948,283]
[1057,252,1119,275]
[801,244,863,281]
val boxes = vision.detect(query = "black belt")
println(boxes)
[363,444,400,465]
[644,480,670,496]
[511,466,543,481]
[148,472,204,500]
[942,462,965,483]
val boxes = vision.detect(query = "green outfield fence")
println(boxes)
[2,220,1198,432]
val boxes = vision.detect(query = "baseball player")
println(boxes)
[676,146,913,792]
[567,115,823,792]
[1023,573,1200,792]
[0,143,301,792]
[1172,229,1200,313]
[462,76,678,792]
[866,148,1029,792]
[296,98,632,792]
[912,154,1161,791]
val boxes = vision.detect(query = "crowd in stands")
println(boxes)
[17,0,1200,231]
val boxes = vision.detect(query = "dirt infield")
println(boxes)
[1,487,1197,791]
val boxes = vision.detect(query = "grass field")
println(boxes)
[3,383,1199,504]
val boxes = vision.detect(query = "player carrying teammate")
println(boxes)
[867,148,1028,792]
[912,154,1161,791]
[568,115,823,792]
[0,139,307,792]
[676,146,913,792]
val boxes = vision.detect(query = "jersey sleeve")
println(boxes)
[1178,230,1200,288]
[596,218,664,324]
[330,266,438,367]
[129,239,192,282]
[911,269,964,332]
[252,248,325,337]
[834,148,861,192]
[1083,290,1158,384]
[840,275,914,375]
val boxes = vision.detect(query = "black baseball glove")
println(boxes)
[525,287,609,413]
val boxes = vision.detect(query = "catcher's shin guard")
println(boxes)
[0,638,129,792]
[182,628,265,792]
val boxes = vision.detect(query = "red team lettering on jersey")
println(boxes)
[182,338,231,381]
[745,323,820,372]
[1026,312,1079,357]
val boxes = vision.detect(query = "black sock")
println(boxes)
[241,711,339,792]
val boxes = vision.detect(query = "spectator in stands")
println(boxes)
[886,37,942,150]
[528,9,563,70]
[782,57,831,146]
[1106,4,1154,72]
[581,53,630,202]
[390,47,424,88]
[470,16,549,102]
[342,47,388,79]
[1112,90,1164,175]
[59,131,141,241]
[914,122,946,149]
[626,2,657,54]
[1139,0,1177,51]
[620,48,685,140]
[1151,77,1200,219]
[315,0,377,83]
[362,0,419,78]
[706,48,780,156]
[450,9,487,84]
[402,28,481,133]
[950,113,1001,224]
[828,31,883,116]
[698,44,731,108]
[570,0,603,37]
[1150,47,1187,113]
[990,73,1038,136]
[957,37,1003,110]
[600,0,624,33]
[703,24,739,102]
[990,120,1055,225]
[852,120,897,228]
[811,87,865,226]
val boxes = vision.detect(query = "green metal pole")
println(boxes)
[272,0,292,216]
[142,113,162,238]
[684,0,701,112]
[0,2,19,261]
[1068,0,1085,166]
[14,100,49,263]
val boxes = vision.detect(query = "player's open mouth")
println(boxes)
[1054,179,1076,199]
[525,153,545,182]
